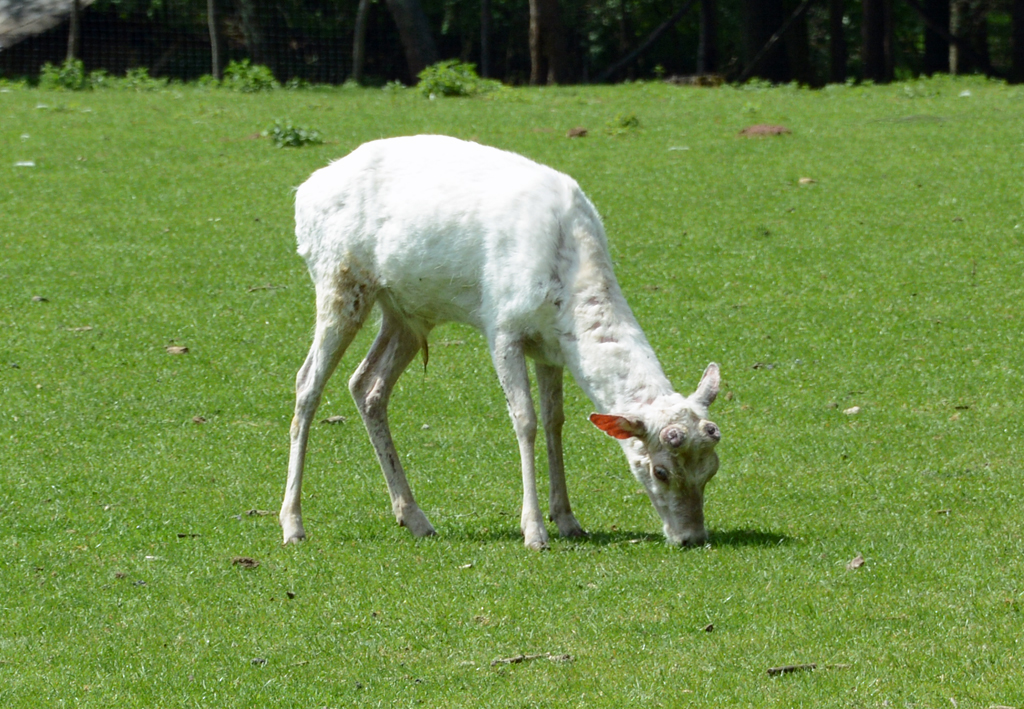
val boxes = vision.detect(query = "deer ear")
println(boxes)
[692,362,720,407]
[589,413,647,440]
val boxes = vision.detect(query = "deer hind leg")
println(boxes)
[348,308,435,537]
[536,362,585,538]
[491,332,547,550]
[282,275,375,544]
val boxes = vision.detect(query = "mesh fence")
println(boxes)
[2,0,409,83]
[1,0,734,85]
[1,1,1020,86]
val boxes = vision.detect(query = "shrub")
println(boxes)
[417,60,500,98]
[223,60,277,92]
[39,59,89,90]
[262,120,323,148]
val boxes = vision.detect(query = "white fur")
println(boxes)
[281,135,721,549]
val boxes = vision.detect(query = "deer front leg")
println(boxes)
[491,332,547,550]
[349,311,435,537]
[536,362,585,538]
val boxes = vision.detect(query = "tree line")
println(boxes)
[3,0,1023,85]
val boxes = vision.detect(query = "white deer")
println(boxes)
[280,135,722,550]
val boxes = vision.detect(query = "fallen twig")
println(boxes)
[767,663,851,677]
[491,653,573,666]
[767,663,816,676]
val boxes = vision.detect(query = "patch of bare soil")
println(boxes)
[738,124,791,137]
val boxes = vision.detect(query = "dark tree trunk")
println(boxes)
[862,0,893,82]
[67,0,81,62]
[352,0,370,83]
[1013,0,1024,83]
[923,0,951,74]
[595,0,698,82]
[529,0,569,84]
[783,0,812,84]
[385,0,439,79]
[238,0,268,66]
[618,0,632,79]
[743,0,788,81]
[829,0,847,82]
[208,0,221,80]
[951,0,989,74]
[698,0,718,74]
[481,0,492,77]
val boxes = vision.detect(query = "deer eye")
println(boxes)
[653,466,670,483]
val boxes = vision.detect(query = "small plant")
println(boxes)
[0,77,28,90]
[417,60,500,98]
[262,119,323,148]
[223,60,277,92]
[284,76,310,90]
[39,59,89,90]
[735,77,775,91]
[606,112,641,135]
[87,69,112,88]
[123,67,166,91]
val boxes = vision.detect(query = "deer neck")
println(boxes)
[560,251,675,414]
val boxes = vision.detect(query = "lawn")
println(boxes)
[1,75,1023,707]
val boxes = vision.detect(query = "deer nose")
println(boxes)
[701,420,721,442]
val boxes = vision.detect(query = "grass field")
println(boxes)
[2,76,1023,707]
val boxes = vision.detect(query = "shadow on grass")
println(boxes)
[459,526,789,549]
[708,528,790,548]
[458,526,661,546]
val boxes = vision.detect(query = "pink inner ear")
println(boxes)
[589,413,643,440]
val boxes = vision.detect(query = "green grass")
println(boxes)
[2,76,1023,707]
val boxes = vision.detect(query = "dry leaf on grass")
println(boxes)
[739,124,791,137]
[566,127,587,138]
[232,556,260,568]
[844,406,861,415]
[321,415,346,424]
[165,345,189,355]
[846,554,865,570]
